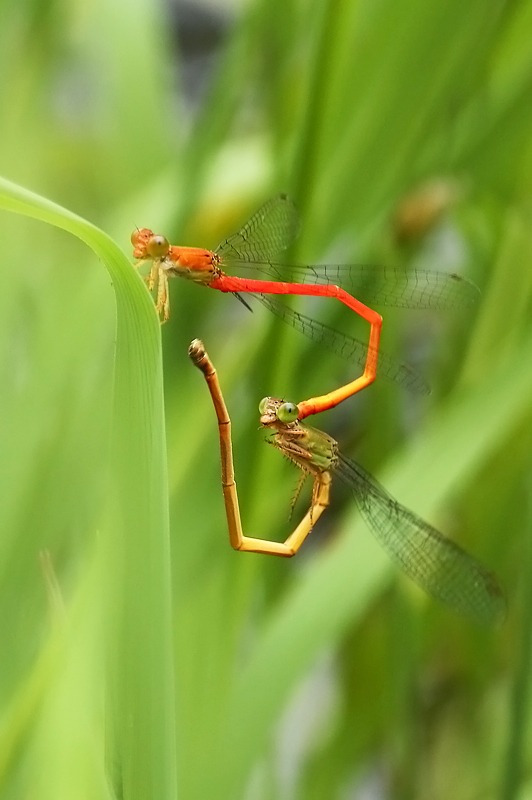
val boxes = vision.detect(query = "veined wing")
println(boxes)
[216,194,300,263]
[334,453,505,625]
[215,194,478,310]
[226,261,480,310]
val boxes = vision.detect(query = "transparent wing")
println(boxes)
[225,261,480,310]
[216,194,301,262]
[252,293,430,395]
[334,453,505,625]
[215,195,478,310]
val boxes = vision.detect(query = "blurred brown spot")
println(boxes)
[393,179,461,243]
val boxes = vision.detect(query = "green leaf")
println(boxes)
[0,176,176,800]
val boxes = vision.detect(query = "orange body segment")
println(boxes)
[209,275,383,418]
[297,308,382,419]
[168,246,218,273]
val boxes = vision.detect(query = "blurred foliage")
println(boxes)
[0,0,532,798]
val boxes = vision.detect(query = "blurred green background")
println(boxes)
[0,0,532,797]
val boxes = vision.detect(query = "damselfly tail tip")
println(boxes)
[188,338,206,363]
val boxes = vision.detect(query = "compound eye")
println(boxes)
[147,235,169,258]
[277,402,299,423]
[258,397,270,414]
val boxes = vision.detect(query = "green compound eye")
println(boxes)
[277,402,299,423]
[258,397,270,414]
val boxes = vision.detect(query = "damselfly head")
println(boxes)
[131,227,153,258]
[259,397,299,427]
[131,228,170,260]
